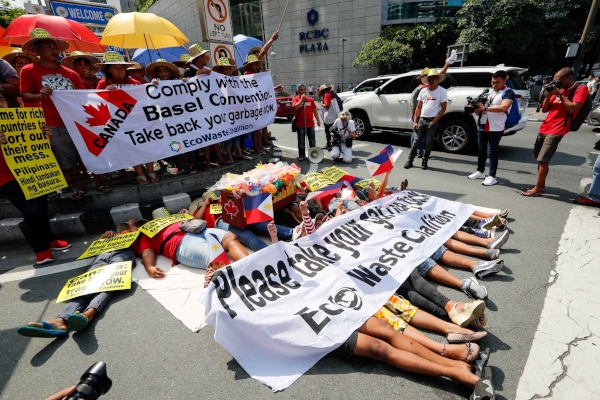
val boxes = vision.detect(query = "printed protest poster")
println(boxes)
[303,172,335,191]
[138,213,193,238]
[51,72,277,174]
[0,108,67,199]
[77,231,140,260]
[56,261,132,303]
[355,178,381,190]
[320,166,346,183]
[210,204,222,214]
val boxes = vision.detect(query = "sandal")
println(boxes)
[474,348,491,377]
[147,173,159,183]
[447,331,488,344]
[67,313,89,332]
[71,190,85,201]
[136,175,149,185]
[17,321,68,338]
[470,313,488,328]
[463,342,480,363]
[470,367,495,400]
[449,300,485,327]
[96,185,112,194]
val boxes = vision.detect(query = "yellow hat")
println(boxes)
[421,68,446,85]
[189,198,205,216]
[127,62,143,70]
[22,28,70,54]
[97,51,135,66]
[173,53,191,66]
[217,57,233,66]
[244,54,264,70]
[61,51,101,73]
[188,44,209,61]
[146,58,180,79]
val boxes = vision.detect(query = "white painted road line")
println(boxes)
[515,206,600,399]
[0,259,92,284]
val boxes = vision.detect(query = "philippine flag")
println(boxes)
[305,182,344,201]
[208,233,229,264]
[340,181,356,200]
[380,144,403,164]
[366,152,394,176]
[242,193,274,223]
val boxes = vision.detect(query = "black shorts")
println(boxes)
[332,331,358,361]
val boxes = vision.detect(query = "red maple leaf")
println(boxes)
[224,200,239,218]
[83,103,111,127]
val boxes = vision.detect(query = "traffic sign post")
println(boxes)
[198,0,234,44]
[209,43,235,66]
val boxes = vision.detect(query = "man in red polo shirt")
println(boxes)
[521,67,587,197]
[292,84,321,161]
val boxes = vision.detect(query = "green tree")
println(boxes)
[456,0,547,66]
[0,0,25,29]
[354,19,460,74]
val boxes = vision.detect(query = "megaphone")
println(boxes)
[308,147,324,164]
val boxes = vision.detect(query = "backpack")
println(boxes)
[565,83,592,131]
[503,88,520,129]
[331,92,344,111]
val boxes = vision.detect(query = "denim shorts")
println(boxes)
[416,245,448,276]
[176,228,229,269]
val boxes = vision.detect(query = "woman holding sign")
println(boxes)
[0,99,71,265]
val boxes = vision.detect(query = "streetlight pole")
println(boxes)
[341,38,347,91]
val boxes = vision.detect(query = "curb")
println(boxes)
[0,147,280,245]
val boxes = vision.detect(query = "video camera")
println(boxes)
[329,125,342,147]
[66,362,112,400]
[544,79,562,92]
[464,89,489,113]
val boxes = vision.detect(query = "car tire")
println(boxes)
[286,115,293,121]
[437,119,473,153]
[352,111,371,139]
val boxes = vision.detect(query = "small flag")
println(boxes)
[242,193,274,223]
[340,181,356,200]
[207,233,229,264]
[366,152,394,176]
[380,144,403,163]
[305,182,344,201]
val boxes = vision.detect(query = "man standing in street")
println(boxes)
[292,84,321,161]
[404,69,448,170]
[348,82,354,91]
[521,68,587,197]
[586,74,597,94]
[318,84,339,150]
[467,70,515,186]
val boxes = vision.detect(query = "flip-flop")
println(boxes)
[519,190,543,197]
[67,313,89,332]
[17,321,68,338]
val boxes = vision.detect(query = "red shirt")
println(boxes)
[192,201,219,228]
[138,223,186,265]
[20,63,85,126]
[291,96,317,128]
[540,84,588,136]
[323,92,332,106]
[0,152,14,187]
[97,77,140,89]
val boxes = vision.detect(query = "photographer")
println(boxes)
[521,68,587,197]
[404,69,448,170]
[330,111,356,164]
[467,70,515,186]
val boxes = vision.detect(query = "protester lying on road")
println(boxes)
[17,220,159,338]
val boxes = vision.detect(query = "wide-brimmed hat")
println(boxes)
[416,67,430,79]
[244,54,264,70]
[213,57,235,72]
[61,51,100,73]
[22,28,70,54]
[189,197,205,216]
[317,84,332,97]
[97,51,135,71]
[188,44,210,62]
[127,62,143,71]
[421,68,445,85]
[247,46,261,57]
[2,48,37,64]
[146,58,180,79]
[151,208,170,220]
[173,54,191,66]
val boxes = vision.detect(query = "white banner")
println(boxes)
[198,192,474,391]
[51,72,277,174]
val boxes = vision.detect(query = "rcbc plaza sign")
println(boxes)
[299,8,329,54]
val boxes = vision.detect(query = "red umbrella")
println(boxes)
[0,27,9,46]
[1,14,105,53]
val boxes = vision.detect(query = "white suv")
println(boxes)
[343,66,531,153]
[337,75,398,102]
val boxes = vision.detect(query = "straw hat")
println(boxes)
[146,58,180,79]
[97,51,134,66]
[127,62,143,71]
[188,44,209,62]
[173,54,191,66]
[421,68,445,85]
[202,191,220,202]
[317,84,332,97]
[22,28,70,54]
[2,48,37,64]
[151,208,170,220]
[189,198,205,216]
[244,54,264,70]
[247,46,261,57]
[61,51,101,73]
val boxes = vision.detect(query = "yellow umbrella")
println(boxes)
[0,46,16,58]
[101,12,188,49]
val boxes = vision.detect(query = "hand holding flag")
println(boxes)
[366,152,394,177]
[208,233,230,265]
[305,182,344,201]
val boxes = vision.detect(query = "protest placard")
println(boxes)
[138,213,193,238]
[0,108,67,199]
[319,166,346,183]
[56,261,132,303]
[303,172,335,191]
[210,204,222,214]
[355,178,381,190]
[77,231,140,260]
[51,72,277,174]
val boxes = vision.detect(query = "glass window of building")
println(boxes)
[231,0,263,40]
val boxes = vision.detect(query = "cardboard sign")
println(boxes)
[56,261,132,303]
[210,204,222,214]
[138,214,193,238]
[0,108,67,199]
[304,173,335,191]
[320,166,347,183]
[77,231,140,260]
[355,178,381,190]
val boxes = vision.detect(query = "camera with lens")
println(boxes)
[66,362,112,400]
[464,89,490,113]
[329,126,342,147]
[544,79,562,92]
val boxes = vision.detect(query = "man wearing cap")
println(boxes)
[20,29,88,200]
[318,84,340,150]
[184,44,211,78]
[404,69,448,170]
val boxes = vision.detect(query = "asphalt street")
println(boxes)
[1,118,598,399]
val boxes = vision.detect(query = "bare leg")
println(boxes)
[202,147,212,170]
[439,250,477,270]
[402,325,472,361]
[535,161,549,192]
[221,232,249,260]
[426,265,464,289]
[444,238,487,258]
[451,231,491,247]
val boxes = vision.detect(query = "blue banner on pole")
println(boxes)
[50,1,116,25]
